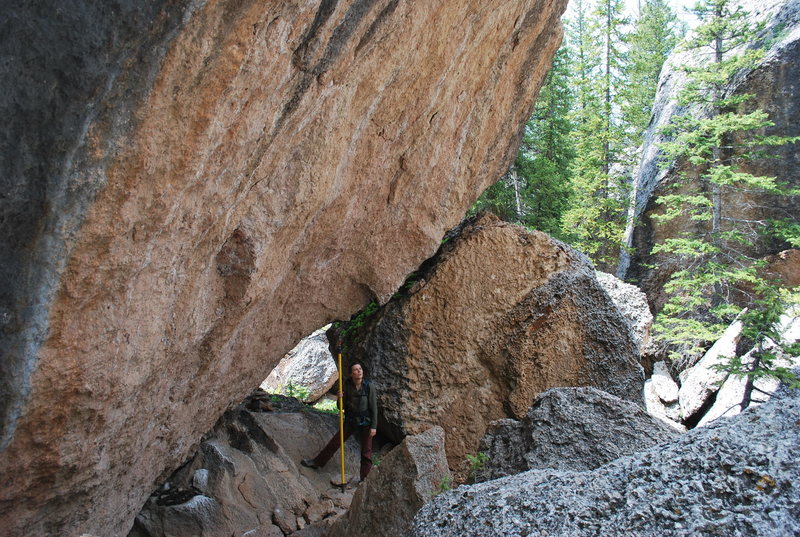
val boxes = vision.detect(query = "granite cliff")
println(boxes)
[619,0,800,310]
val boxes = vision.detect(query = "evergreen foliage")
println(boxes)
[468,46,574,238]
[469,0,680,273]
[621,0,684,151]
[650,0,799,405]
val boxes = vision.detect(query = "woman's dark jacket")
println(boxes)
[343,378,378,428]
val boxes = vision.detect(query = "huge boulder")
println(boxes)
[328,426,451,537]
[478,387,678,481]
[412,378,800,537]
[619,0,800,310]
[0,1,568,535]
[334,213,644,471]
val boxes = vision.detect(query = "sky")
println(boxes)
[623,0,700,26]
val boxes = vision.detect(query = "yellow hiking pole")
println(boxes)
[337,352,346,491]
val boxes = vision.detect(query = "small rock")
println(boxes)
[304,500,335,524]
[192,469,209,493]
[651,362,679,404]
[273,507,296,534]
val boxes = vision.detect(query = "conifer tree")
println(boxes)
[561,0,629,271]
[651,0,799,406]
[621,0,683,152]
[469,46,574,237]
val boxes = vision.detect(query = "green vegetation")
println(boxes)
[650,0,799,406]
[465,451,489,484]
[335,300,380,352]
[469,0,682,272]
[312,398,339,414]
[282,382,310,401]
[431,475,452,497]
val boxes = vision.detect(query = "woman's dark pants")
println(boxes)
[311,420,373,480]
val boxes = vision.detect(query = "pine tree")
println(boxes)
[621,0,683,152]
[469,46,574,237]
[561,0,629,271]
[651,0,799,405]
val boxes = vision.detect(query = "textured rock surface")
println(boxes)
[129,393,362,537]
[595,271,653,350]
[412,380,800,537]
[0,1,568,535]
[261,326,337,403]
[328,426,450,537]
[335,213,644,470]
[619,0,800,309]
[478,387,678,481]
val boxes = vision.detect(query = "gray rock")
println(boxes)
[644,378,684,430]
[131,395,364,537]
[595,271,653,350]
[328,426,450,537]
[412,379,800,537]
[651,361,679,404]
[261,326,338,403]
[679,315,745,422]
[478,387,679,481]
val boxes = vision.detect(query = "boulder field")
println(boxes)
[413,381,800,537]
[0,1,567,535]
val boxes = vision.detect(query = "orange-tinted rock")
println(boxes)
[763,249,800,288]
[334,214,644,472]
[0,1,567,535]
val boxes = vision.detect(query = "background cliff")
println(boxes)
[619,0,800,310]
[0,1,568,535]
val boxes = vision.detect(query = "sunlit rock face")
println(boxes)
[619,0,800,310]
[0,0,568,535]
[334,213,644,472]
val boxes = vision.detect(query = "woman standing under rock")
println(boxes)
[301,363,378,481]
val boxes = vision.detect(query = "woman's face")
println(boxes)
[350,364,363,383]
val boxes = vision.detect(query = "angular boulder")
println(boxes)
[261,326,338,403]
[644,361,683,429]
[595,271,653,351]
[478,387,678,481]
[0,1,568,535]
[335,213,644,470]
[412,379,800,537]
[678,314,746,423]
[328,426,451,537]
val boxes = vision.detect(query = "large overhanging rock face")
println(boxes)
[335,213,644,470]
[0,1,568,535]
[618,0,800,308]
